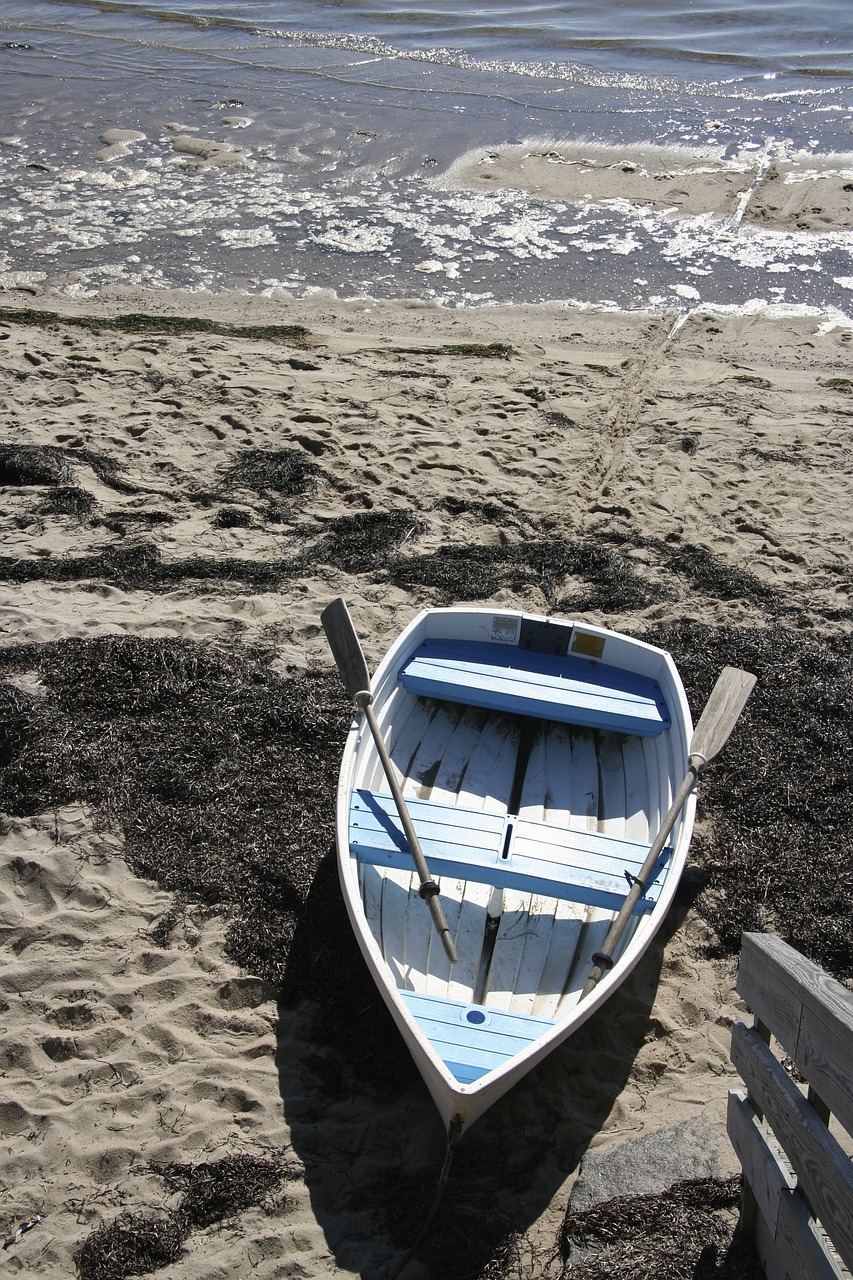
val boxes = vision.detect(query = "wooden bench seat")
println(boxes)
[398,639,670,737]
[400,990,555,1084]
[350,790,671,912]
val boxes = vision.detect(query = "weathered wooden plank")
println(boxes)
[485,888,539,1011]
[444,713,517,1002]
[505,895,560,1016]
[775,1200,851,1280]
[569,729,599,832]
[621,732,651,842]
[728,1090,847,1280]
[754,1210,791,1280]
[737,932,853,1139]
[563,912,613,1004]
[728,1087,789,1240]
[731,1021,853,1272]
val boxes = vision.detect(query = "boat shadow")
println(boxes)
[275,849,704,1280]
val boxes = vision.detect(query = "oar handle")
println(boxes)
[358,695,459,965]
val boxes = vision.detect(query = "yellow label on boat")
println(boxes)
[571,630,605,660]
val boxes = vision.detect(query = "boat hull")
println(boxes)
[333,607,695,1135]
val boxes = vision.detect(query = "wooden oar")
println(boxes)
[581,664,757,999]
[321,597,459,965]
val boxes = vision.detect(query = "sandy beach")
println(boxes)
[0,289,851,1279]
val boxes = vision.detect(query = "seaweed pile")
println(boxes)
[0,442,138,494]
[647,621,853,978]
[0,305,311,346]
[221,447,319,500]
[0,635,349,985]
[311,509,426,573]
[74,1155,288,1280]
[557,1176,758,1280]
[388,536,657,612]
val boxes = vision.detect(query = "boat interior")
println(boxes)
[353,691,682,1027]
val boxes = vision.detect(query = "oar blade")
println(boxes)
[690,665,756,767]
[321,596,371,699]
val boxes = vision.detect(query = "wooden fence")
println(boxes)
[728,932,853,1280]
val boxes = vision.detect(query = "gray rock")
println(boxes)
[570,1114,725,1214]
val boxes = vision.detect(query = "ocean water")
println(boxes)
[1,0,852,313]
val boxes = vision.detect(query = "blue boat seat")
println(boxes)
[350,790,671,912]
[400,989,555,1083]
[398,639,670,737]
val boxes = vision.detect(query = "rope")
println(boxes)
[395,1116,464,1272]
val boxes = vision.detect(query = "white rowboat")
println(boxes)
[323,603,754,1139]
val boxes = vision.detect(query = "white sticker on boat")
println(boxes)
[490,615,520,643]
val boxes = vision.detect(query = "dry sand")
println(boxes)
[0,289,851,1278]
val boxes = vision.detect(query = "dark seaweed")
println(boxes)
[643,621,853,977]
[0,306,311,345]
[221,447,319,498]
[0,636,349,984]
[74,1156,287,1279]
[557,1176,760,1280]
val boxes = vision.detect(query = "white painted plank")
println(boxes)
[484,887,536,1010]
[446,878,492,1001]
[622,733,652,842]
[366,694,435,793]
[512,723,585,1015]
[424,707,496,996]
[642,733,664,836]
[446,712,518,1002]
[531,901,586,1020]
[542,723,575,824]
[373,700,461,989]
[430,705,491,803]
[401,701,464,802]
[427,711,514,998]
[597,730,627,837]
[461,712,519,813]
[517,727,547,824]
[360,862,385,953]
[502,894,561,1016]
[561,912,613,1007]
[570,730,599,832]
[381,867,419,990]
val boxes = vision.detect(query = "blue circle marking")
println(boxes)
[466,1009,486,1025]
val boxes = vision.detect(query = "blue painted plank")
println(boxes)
[350,792,670,911]
[401,990,554,1082]
[399,639,669,736]
[445,1061,490,1084]
[350,789,507,861]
